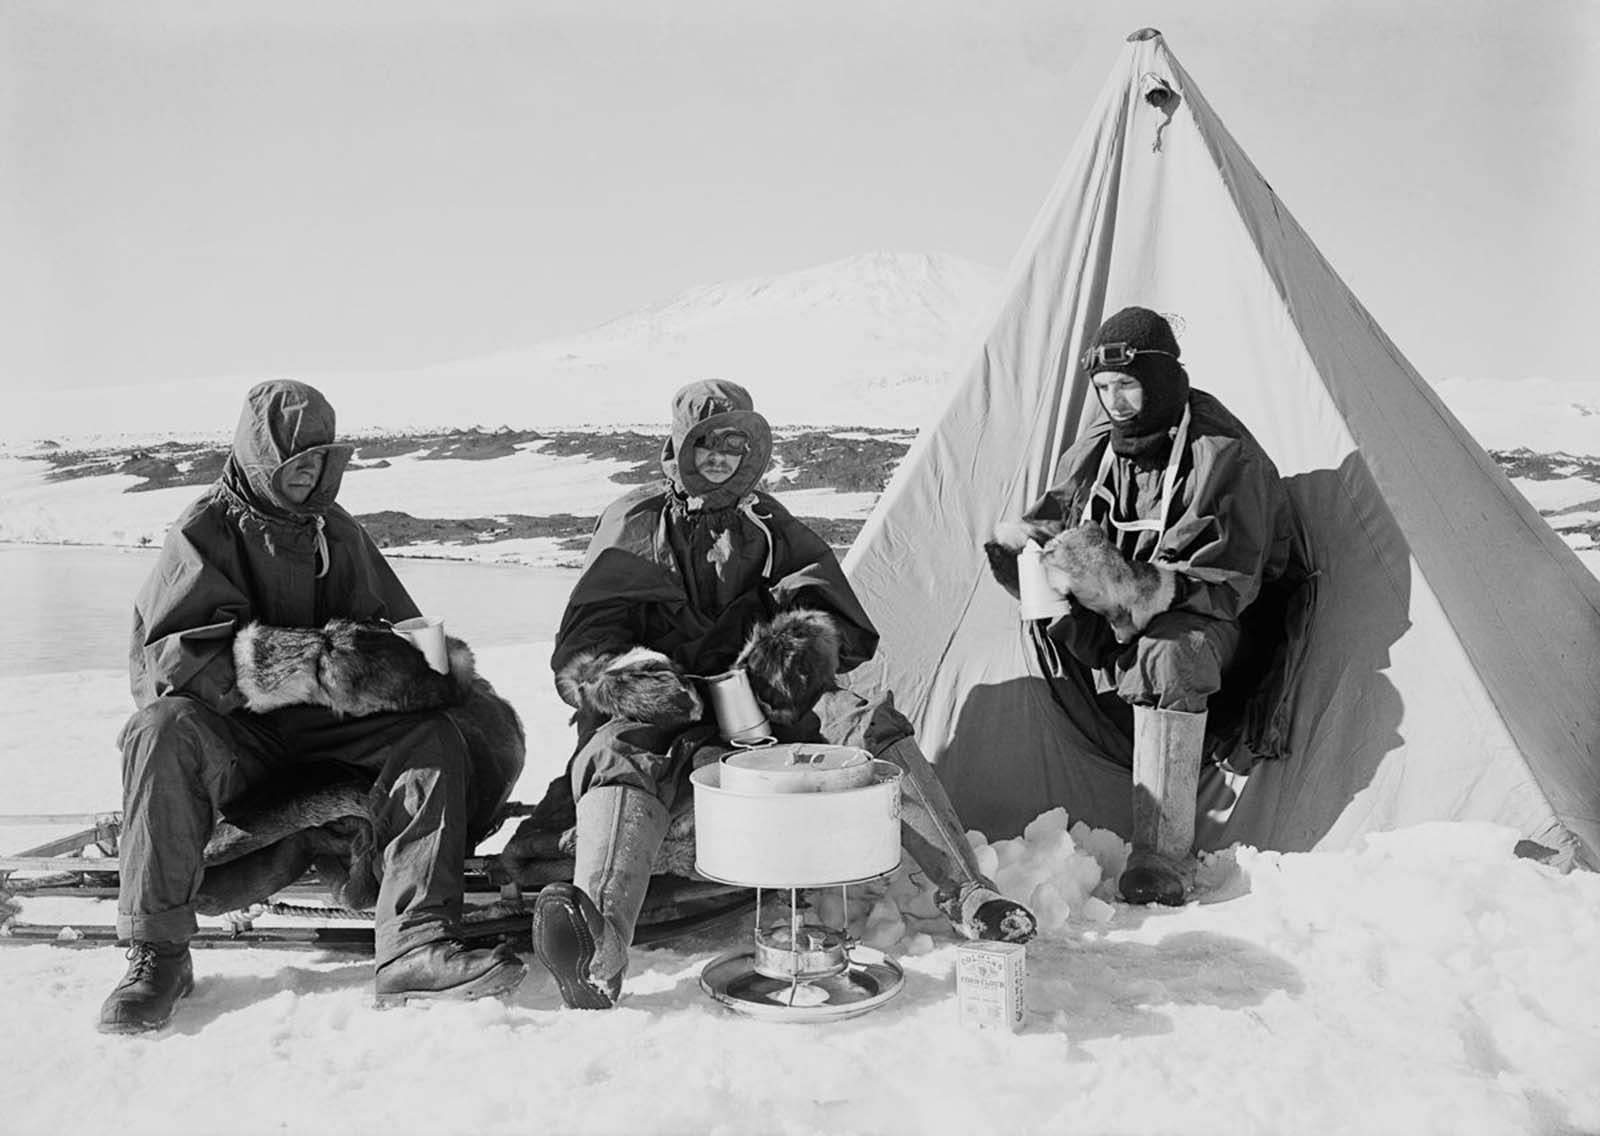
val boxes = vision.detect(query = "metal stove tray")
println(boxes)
[699,945,905,1022]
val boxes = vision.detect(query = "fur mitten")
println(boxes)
[985,518,1066,597]
[233,619,473,716]
[554,648,704,727]
[735,609,842,725]
[1039,524,1179,643]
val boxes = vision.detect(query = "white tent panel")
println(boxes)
[844,31,1600,868]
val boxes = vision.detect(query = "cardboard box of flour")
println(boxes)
[956,940,1026,1032]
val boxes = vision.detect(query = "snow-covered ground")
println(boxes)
[4,646,1599,1136]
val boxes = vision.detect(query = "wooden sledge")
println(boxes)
[0,808,753,952]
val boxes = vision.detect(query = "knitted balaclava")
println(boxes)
[1086,307,1189,459]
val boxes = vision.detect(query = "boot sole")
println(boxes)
[531,887,616,1010]
[373,958,528,1009]
[96,974,195,1035]
[1118,868,1189,907]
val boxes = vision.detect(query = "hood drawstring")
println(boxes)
[314,515,330,579]
[738,495,776,580]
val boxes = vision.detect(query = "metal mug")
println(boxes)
[701,667,774,745]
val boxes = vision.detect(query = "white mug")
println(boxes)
[1017,541,1071,621]
[393,615,449,675]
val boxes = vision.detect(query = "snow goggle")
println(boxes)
[1079,342,1178,371]
[699,428,751,456]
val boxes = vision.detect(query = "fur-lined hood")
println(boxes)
[658,379,772,510]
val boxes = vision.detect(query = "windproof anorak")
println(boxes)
[1022,387,1311,755]
[129,380,419,712]
[551,383,877,683]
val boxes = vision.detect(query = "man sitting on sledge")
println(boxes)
[99,380,527,1035]
[519,379,1036,1010]
[987,307,1304,907]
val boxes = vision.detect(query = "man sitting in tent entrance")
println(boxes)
[987,307,1303,907]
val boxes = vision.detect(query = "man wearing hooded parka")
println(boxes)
[99,380,526,1034]
[526,379,1036,1010]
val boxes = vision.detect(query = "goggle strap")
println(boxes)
[1080,343,1178,371]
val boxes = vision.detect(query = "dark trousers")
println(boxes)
[116,696,471,965]
[1039,609,1244,769]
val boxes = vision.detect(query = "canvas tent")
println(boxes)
[843,30,1600,870]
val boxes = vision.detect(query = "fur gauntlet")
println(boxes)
[233,619,474,716]
[984,518,1066,597]
[735,609,842,725]
[1038,525,1179,643]
[555,648,705,728]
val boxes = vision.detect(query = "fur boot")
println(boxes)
[555,648,704,727]
[735,609,841,725]
[1039,524,1178,642]
[232,619,473,716]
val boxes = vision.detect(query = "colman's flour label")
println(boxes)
[956,940,1026,1032]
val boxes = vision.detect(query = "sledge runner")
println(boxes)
[987,307,1302,906]
[100,380,526,1034]
[522,379,1036,1010]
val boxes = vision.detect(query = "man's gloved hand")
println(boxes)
[1039,525,1179,643]
[554,648,704,728]
[984,518,1065,597]
[735,609,842,725]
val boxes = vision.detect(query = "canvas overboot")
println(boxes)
[877,737,1036,943]
[97,941,195,1035]
[1119,706,1206,906]
[532,785,668,1009]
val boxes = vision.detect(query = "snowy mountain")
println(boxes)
[9,252,1004,442]
[10,252,1599,460]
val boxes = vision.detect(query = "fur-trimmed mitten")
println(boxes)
[984,518,1066,597]
[735,609,842,725]
[232,619,473,716]
[1039,524,1179,643]
[554,648,704,727]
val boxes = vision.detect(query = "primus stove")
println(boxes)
[691,734,905,1023]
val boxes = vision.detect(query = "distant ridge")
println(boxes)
[9,253,1595,457]
[10,252,1005,441]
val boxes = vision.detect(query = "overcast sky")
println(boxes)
[4,0,1596,393]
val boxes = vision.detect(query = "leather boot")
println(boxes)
[373,939,527,1008]
[532,785,667,1009]
[1119,706,1206,906]
[877,736,1037,943]
[97,941,195,1035]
